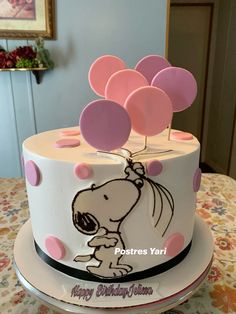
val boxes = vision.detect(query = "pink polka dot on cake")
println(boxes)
[146,160,163,176]
[74,163,92,179]
[45,236,65,260]
[60,130,80,136]
[25,160,41,186]
[171,131,193,141]
[193,167,202,192]
[164,233,185,257]
[54,138,80,148]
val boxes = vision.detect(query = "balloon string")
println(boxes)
[97,150,126,160]
[120,148,132,158]
[132,136,148,157]
[132,149,173,160]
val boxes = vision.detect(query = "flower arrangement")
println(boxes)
[0,37,54,70]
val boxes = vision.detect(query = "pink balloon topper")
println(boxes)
[88,55,126,97]
[124,86,173,137]
[151,67,197,112]
[80,99,131,151]
[81,55,198,150]
[135,55,171,85]
[105,69,148,106]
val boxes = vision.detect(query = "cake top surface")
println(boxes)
[23,127,200,164]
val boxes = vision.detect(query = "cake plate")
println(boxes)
[14,216,214,314]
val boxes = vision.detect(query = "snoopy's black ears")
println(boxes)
[73,212,99,235]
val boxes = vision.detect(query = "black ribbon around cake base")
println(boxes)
[34,241,192,283]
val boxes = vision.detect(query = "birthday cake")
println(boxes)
[22,55,201,283]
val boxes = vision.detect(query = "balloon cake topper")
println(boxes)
[135,55,171,84]
[80,54,197,153]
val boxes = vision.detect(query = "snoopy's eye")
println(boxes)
[103,194,109,200]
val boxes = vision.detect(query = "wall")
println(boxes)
[0,0,167,178]
[205,0,236,174]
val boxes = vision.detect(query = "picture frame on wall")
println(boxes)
[0,0,55,39]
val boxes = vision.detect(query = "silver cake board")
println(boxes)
[14,216,214,314]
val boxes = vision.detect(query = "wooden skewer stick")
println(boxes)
[168,121,172,141]
[144,136,147,149]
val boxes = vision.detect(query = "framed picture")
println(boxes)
[0,0,55,39]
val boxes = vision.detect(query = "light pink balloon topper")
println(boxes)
[105,69,148,106]
[124,86,173,137]
[88,55,126,97]
[152,67,197,112]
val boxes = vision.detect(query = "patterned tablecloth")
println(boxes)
[0,174,236,314]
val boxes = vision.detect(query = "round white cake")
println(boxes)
[23,127,200,282]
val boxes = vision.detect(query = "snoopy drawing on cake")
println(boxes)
[72,160,174,278]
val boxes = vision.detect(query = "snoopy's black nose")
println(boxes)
[73,212,99,235]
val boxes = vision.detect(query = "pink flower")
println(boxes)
[0,252,10,272]
[0,199,10,205]
[0,51,15,68]
[210,284,236,313]
[215,237,233,250]
[38,304,50,314]
[202,201,214,209]
[10,46,36,62]
[197,208,211,219]
[208,266,222,282]
[0,52,8,68]
[11,290,26,305]
[2,206,11,211]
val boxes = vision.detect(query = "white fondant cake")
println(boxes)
[23,127,200,282]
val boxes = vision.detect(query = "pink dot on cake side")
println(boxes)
[146,160,163,176]
[164,233,185,257]
[74,163,92,179]
[25,160,41,186]
[193,168,202,192]
[45,236,66,260]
